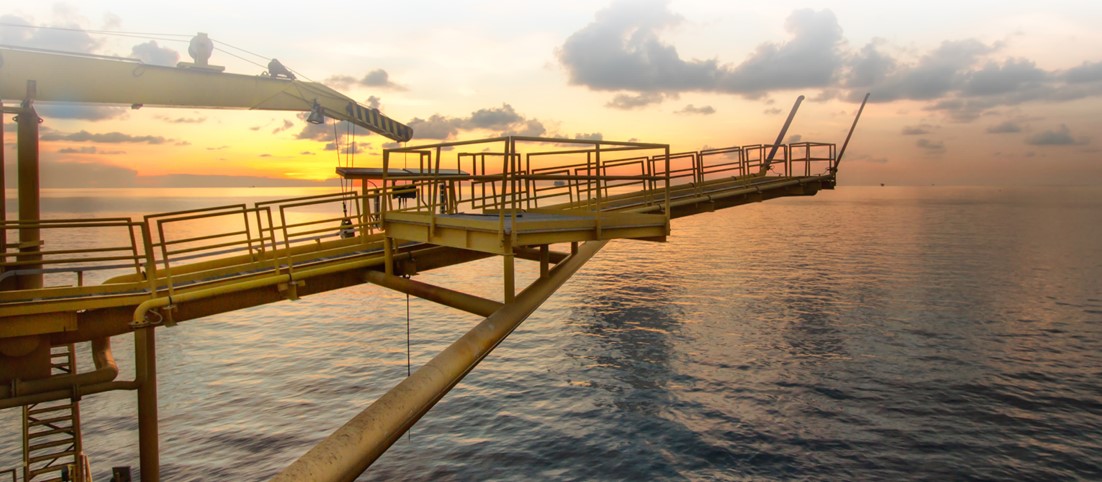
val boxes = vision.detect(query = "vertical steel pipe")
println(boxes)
[16,81,42,289]
[135,328,159,482]
[275,240,609,482]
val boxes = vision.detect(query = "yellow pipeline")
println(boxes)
[131,254,386,326]
[274,240,609,482]
[0,337,118,404]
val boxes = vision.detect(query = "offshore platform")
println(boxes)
[0,41,866,481]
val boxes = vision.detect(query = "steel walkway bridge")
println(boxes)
[1,74,867,479]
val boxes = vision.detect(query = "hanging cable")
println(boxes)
[406,292,411,378]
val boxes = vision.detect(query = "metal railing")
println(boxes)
[0,190,384,303]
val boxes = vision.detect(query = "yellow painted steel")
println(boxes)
[0,99,862,481]
[0,47,412,142]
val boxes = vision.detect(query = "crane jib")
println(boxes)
[346,103,413,142]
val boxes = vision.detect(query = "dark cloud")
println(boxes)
[405,104,546,140]
[916,138,946,153]
[324,142,364,154]
[606,92,665,110]
[787,134,802,143]
[131,40,179,67]
[963,58,1047,96]
[362,69,406,90]
[0,14,100,53]
[986,121,1022,134]
[366,96,382,110]
[1064,61,1102,83]
[326,70,406,91]
[902,124,934,135]
[557,4,1102,122]
[272,120,294,134]
[676,104,716,115]
[41,129,167,144]
[58,146,125,154]
[717,9,845,96]
[504,119,547,137]
[558,0,715,93]
[558,4,843,99]
[574,132,604,141]
[1026,125,1084,145]
[294,112,373,142]
[864,39,993,102]
[407,115,463,140]
[468,104,524,130]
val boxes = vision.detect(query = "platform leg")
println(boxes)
[503,254,515,303]
[136,328,159,482]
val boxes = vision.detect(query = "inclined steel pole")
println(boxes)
[275,240,609,482]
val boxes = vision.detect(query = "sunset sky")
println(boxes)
[2,0,1101,187]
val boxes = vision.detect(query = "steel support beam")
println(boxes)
[274,240,609,482]
[364,271,503,317]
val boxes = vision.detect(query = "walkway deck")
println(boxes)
[1,136,836,392]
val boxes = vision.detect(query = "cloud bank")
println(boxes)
[557,1,1102,122]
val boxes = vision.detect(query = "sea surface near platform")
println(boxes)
[3,185,1101,480]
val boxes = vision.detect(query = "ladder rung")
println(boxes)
[27,427,74,439]
[29,449,75,465]
[29,415,73,426]
[29,438,75,452]
[27,404,75,416]
[28,462,68,477]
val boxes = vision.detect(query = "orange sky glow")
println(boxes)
[2,1,1101,188]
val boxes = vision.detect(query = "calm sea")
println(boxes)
[3,185,1101,480]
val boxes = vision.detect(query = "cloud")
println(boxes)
[366,96,382,110]
[405,103,548,140]
[1064,61,1102,83]
[574,132,604,141]
[717,9,845,96]
[902,124,934,135]
[272,120,294,134]
[156,115,206,124]
[986,121,1022,134]
[1026,124,1085,145]
[916,138,946,153]
[0,14,100,53]
[131,40,179,66]
[41,130,168,144]
[407,115,463,140]
[505,119,547,137]
[675,104,716,115]
[963,58,1047,96]
[326,70,406,90]
[467,104,524,130]
[606,92,666,110]
[58,146,125,154]
[558,3,844,99]
[557,4,1102,122]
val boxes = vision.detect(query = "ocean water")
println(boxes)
[2,185,1101,480]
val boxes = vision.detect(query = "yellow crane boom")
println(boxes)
[0,45,413,142]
